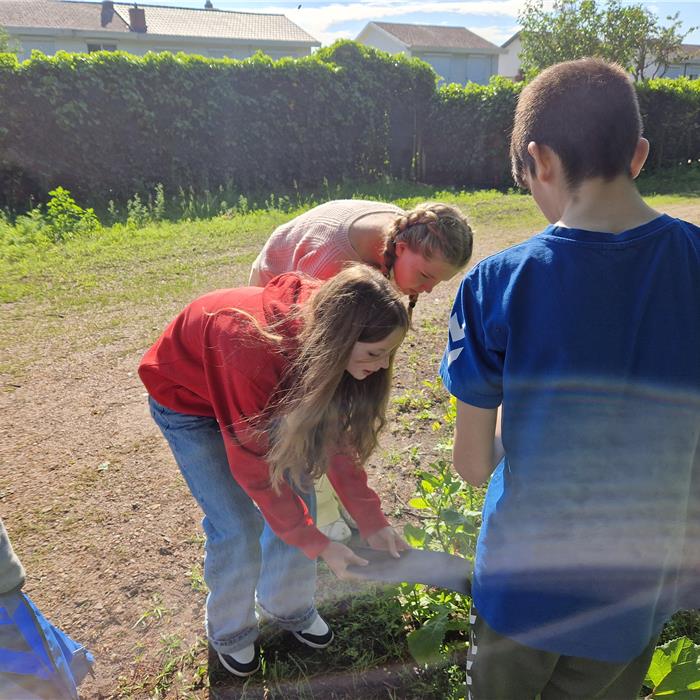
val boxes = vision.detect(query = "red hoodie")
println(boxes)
[139,273,390,558]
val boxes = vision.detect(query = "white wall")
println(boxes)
[665,61,700,79]
[356,25,406,55]
[413,51,497,85]
[9,29,312,61]
[499,35,521,79]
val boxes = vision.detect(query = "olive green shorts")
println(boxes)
[466,608,657,700]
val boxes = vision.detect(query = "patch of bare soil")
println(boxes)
[2,201,697,698]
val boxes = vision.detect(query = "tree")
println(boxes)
[0,25,18,54]
[518,0,695,80]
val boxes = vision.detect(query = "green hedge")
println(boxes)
[0,42,435,209]
[0,42,699,210]
[421,78,521,189]
[636,77,700,170]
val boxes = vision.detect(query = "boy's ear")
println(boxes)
[526,142,556,182]
[394,240,407,256]
[630,138,650,179]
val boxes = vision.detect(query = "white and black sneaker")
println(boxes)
[292,614,334,649]
[216,642,260,677]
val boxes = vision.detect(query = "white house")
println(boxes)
[356,21,502,85]
[499,30,522,80]
[0,0,320,61]
[665,44,700,79]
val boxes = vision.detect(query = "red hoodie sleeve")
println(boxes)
[327,454,390,538]
[202,313,330,559]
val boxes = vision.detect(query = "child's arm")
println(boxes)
[453,400,504,486]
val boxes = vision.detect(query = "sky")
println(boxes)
[71,0,700,47]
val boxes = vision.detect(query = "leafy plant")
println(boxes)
[643,636,700,697]
[400,458,481,665]
[45,187,100,242]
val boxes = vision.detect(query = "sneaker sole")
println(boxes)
[292,628,334,649]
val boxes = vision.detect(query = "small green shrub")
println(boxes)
[45,187,100,242]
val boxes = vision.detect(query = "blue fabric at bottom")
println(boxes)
[0,589,94,700]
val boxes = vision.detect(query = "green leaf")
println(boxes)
[665,637,700,666]
[654,661,700,696]
[403,523,427,547]
[407,614,448,665]
[646,637,700,693]
[420,479,435,494]
[647,648,673,687]
[408,497,429,510]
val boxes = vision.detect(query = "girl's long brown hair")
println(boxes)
[266,265,409,491]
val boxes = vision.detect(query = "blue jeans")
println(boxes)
[148,396,318,654]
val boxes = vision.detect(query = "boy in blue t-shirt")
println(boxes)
[440,58,700,699]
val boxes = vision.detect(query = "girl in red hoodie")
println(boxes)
[139,265,409,677]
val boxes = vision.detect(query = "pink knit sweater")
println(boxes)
[249,200,403,285]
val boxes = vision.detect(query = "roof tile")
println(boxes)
[0,1,319,43]
[0,0,129,32]
[372,22,499,51]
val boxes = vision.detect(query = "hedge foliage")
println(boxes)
[0,41,699,210]
[0,42,435,209]
[636,77,700,170]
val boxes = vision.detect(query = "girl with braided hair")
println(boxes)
[250,199,473,541]
[250,199,473,310]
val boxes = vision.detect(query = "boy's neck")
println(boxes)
[556,176,660,234]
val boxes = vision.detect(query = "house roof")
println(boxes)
[370,21,499,52]
[0,0,130,33]
[0,0,319,44]
[681,43,700,59]
[501,30,520,49]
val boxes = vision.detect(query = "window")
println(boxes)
[18,39,56,60]
[87,43,117,52]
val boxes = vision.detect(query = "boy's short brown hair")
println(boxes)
[510,58,642,189]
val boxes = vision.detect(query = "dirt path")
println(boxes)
[2,201,698,697]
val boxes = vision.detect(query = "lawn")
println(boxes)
[1,184,698,699]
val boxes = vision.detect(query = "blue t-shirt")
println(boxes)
[440,215,700,663]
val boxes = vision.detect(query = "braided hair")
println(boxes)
[382,202,473,317]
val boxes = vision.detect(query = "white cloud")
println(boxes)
[237,1,523,44]
[476,23,521,45]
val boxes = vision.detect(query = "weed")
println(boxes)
[186,532,206,547]
[392,387,435,413]
[118,636,208,698]
[133,593,169,629]
[188,564,207,593]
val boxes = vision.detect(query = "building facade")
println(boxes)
[0,0,319,61]
[356,21,501,86]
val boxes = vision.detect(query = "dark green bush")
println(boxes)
[422,77,521,189]
[636,77,700,170]
[0,44,698,212]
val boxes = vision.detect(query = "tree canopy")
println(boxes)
[518,0,696,80]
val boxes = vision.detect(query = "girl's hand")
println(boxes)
[366,526,409,558]
[319,541,369,580]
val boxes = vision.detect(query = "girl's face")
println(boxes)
[345,327,405,381]
[392,242,461,296]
